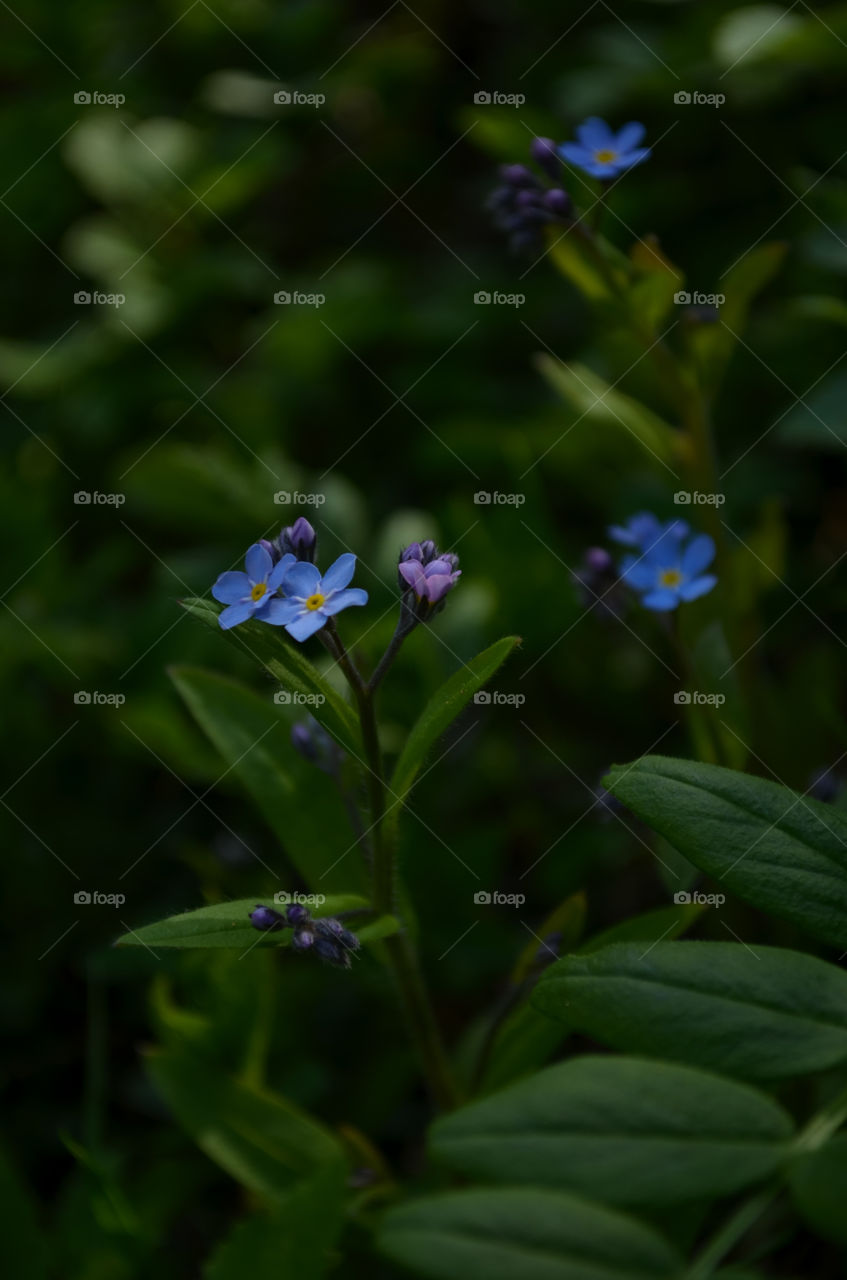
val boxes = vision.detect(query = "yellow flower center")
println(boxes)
[660,569,682,588]
[305,592,326,612]
[251,582,267,602]
[594,149,617,164]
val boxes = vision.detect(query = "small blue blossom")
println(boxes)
[264,553,368,642]
[212,543,295,631]
[559,118,650,179]
[608,512,689,550]
[620,526,717,612]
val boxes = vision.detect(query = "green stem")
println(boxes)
[324,621,458,1111]
[684,1187,776,1280]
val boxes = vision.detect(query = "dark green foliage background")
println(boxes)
[2,0,847,1274]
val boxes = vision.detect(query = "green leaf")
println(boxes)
[378,1187,682,1280]
[431,1056,794,1207]
[533,941,847,1080]
[535,355,678,468]
[115,894,390,949]
[180,598,361,755]
[691,242,786,389]
[170,666,367,896]
[788,1135,847,1246]
[478,900,702,1094]
[148,1047,345,1199]
[605,755,847,950]
[204,1165,347,1279]
[386,636,519,836]
[777,368,847,450]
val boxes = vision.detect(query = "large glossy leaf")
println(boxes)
[605,755,847,949]
[479,901,704,1094]
[431,1056,794,1206]
[180,598,361,754]
[378,1187,682,1280]
[115,894,395,949]
[386,636,519,833]
[148,1047,345,1199]
[533,941,847,1080]
[170,666,367,895]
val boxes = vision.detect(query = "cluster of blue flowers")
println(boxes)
[249,901,361,969]
[211,517,368,640]
[489,118,651,249]
[577,513,717,614]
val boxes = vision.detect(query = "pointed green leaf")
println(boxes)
[605,755,847,949]
[148,1048,345,1199]
[378,1187,682,1280]
[533,941,847,1080]
[115,894,393,949]
[432,1056,794,1206]
[180,598,361,754]
[386,637,520,833]
[170,666,367,895]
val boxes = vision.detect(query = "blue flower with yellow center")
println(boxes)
[620,527,717,612]
[265,553,368,641]
[212,543,295,630]
[559,118,651,179]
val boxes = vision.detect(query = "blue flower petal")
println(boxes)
[576,117,615,149]
[681,534,716,578]
[218,600,255,630]
[286,609,328,642]
[282,561,322,598]
[619,147,651,169]
[620,555,658,590]
[245,543,272,585]
[320,552,357,594]
[559,142,593,167]
[641,588,680,612]
[212,571,250,604]
[679,573,718,603]
[267,553,296,593]
[256,596,302,625]
[322,587,368,616]
[615,122,646,151]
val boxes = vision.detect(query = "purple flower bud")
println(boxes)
[809,769,841,804]
[292,927,314,949]
[291,722,318,762]
[316,917,361,952]
[400,542,423,563]
[584,547,613,574]
[530,136,562,181]
[286,902,311,925]
[542,188,572,218]
[313,936,351,967]
[499,163,537,188]
[280,516,317,562]
[258,538,276,559]
[249,905,285,932]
